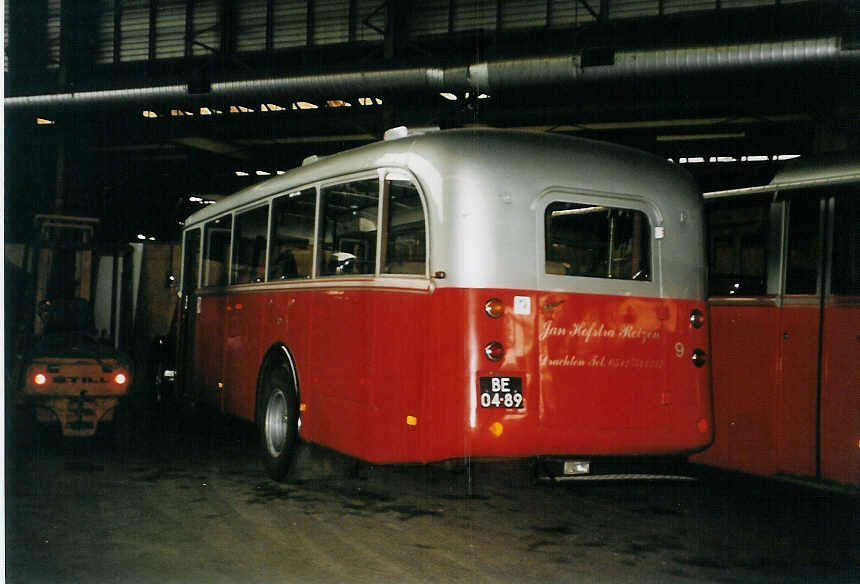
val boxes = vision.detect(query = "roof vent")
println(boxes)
[384,126,441,141]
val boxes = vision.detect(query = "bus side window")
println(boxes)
[203,215,232,287]
[232,205,269,284]
[383,178,426,275]
[830,189,859,295]
[706,202,769,296]
[545,202,651,281]
[182,228,201,293]
[785,194,821,295]
[268,188,316,281]
[320,178,379,276]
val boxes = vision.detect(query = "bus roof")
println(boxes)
[703,151,860,200]
[183,128,692,228]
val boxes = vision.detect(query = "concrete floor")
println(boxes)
[5,405,859,584]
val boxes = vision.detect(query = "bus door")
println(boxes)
[177,228,200,401]
[196,216,232,410]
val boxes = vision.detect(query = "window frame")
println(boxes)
[538,189,660,295]
[201,212,234,288]
[230,202,271,285]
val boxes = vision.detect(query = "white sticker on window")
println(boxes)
[514,296,531,315]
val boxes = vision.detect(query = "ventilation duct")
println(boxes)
[5,38,856,109]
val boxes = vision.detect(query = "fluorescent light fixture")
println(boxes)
[36,118,55,125]
[188,196,203,202]
[656,132,745,142]
[440,93,458,101]
[277,170,286,175]
[742,155,770,162]
[294,101,319,110]
[776,154,801,161]
[235,171,249,176]
[477,94,490,99]
[137,234,147,240]
[256,170,271,176]
[200,107,213,115]
[358,97,382,106]
[142,110,158,118]
[263,103,286,111]
[149,236,156,241]
[326,100,351,108]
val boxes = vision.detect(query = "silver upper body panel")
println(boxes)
[184,129,705,300]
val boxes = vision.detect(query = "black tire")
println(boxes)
[258,365,299,481]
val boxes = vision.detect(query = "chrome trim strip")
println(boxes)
[194,276,435,295]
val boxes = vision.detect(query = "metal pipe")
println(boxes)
[4,38,855,109]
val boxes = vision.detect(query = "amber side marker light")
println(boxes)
[485,298,504,319]
[689,309,705,329]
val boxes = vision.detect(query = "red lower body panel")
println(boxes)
[191,286,712,464]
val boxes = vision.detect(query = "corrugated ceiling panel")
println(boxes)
[47,0,61,69]
[236,0,267,53]
[356,0,385,42]
[550,0,596,26]
[97,0,115,63]
[663,0,716,15]
[155,0,186,59]
[500,0,548,29]
[410,0,450,36]
[192,0,220,56]
[119,0,151,62]
[313,0,349,45]
[273,0,308,49]
[611,0,659,19]
[453,0,497,31]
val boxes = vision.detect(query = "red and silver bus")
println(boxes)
[176,128,713,481]
[692,153,859,488]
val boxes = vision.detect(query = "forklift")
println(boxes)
[12,215,134,438]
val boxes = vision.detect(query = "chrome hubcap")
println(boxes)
[265,389,288,457]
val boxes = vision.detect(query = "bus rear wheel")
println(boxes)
[258,366,298,481]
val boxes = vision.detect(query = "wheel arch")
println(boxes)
[255,343,301,425]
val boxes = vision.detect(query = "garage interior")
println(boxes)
[5,0,858,245]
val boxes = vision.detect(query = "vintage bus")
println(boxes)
[176,127,713,481]
[692,153,859,488]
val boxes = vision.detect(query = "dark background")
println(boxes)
[4,0,859,244]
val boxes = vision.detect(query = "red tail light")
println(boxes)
[113,372,128,385]
[33,373,48,385]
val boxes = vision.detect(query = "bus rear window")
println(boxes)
[545,202,650,281]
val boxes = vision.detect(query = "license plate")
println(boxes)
[479,376,524,408]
